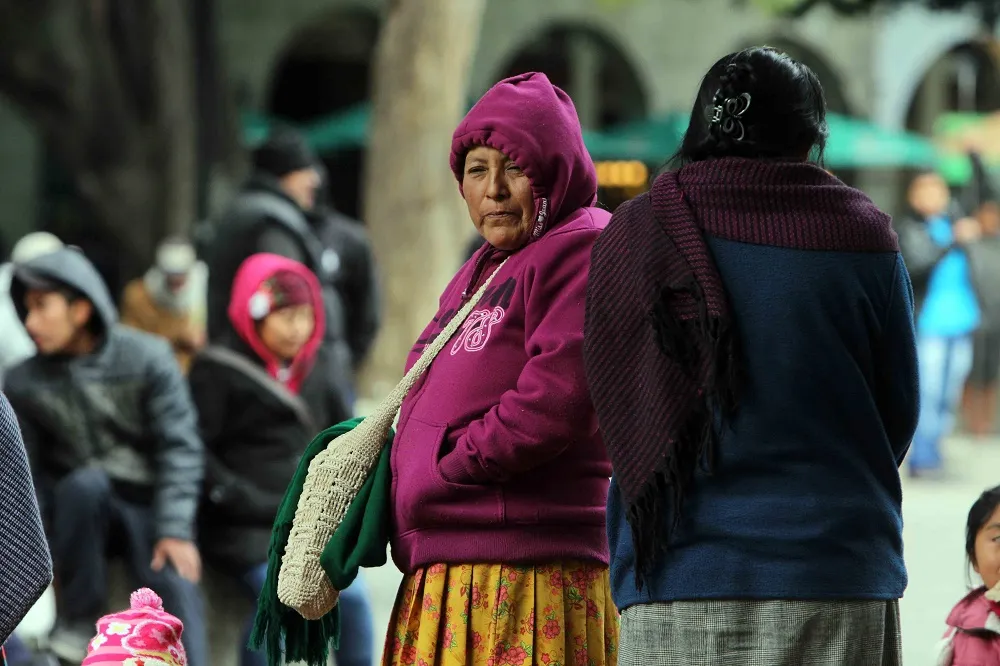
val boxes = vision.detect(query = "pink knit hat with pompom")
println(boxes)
[82,588,187,666]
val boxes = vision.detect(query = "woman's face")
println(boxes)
[974,503,1000,590]
[462,146,535,251]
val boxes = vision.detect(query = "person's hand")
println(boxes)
[151,537,202,583]
[954,217,983,244]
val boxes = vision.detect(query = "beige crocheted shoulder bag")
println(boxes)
[277,258,508,620]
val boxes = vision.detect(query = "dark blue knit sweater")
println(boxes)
[608,237,919,609]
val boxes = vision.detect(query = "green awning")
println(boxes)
[242,106,937,171]
[303,103,369,151]
[823,114,937,169]
[242,104,370,153]
[583,113,688,164]
[581,112,937,169]
[932,112,1000,185]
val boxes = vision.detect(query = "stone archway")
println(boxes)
[904,41,1000,134]
[266,7,381,219]
[496,23,649,130]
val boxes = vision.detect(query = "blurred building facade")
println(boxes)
[1,0,999,245]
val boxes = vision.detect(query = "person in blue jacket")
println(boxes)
[898,171,982,475]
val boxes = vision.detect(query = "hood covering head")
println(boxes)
[450,72,599,239]
[228,253,325,393]
[11,247,118,336]
[11,231,63,264]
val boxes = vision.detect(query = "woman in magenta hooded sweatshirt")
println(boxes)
[382,72,617,666]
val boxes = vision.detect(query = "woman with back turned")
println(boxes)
[585,47,919,665]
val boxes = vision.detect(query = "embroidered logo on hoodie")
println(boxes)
[451,306,505,355]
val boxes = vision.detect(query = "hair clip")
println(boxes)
[708,91,752,142]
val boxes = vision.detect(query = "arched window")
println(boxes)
[905,42,1000,134]
[497,24,649,130]
[266,8,381,219]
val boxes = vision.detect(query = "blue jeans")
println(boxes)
[910,335,974,471]
[242,565,374,666]
[3,635,33,666]
[45,467,207,666]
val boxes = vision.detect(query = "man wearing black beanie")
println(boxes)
[202,128,353,424]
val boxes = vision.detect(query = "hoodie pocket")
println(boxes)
[393,416,503,531]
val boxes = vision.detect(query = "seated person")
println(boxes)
[3,248,206,666]
[189,253,371,666]
[120,237,207,375]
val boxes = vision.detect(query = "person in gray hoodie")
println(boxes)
[0,232,64,387]
[3,248,206,666]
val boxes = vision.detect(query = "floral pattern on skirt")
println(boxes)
[381,561,619,666]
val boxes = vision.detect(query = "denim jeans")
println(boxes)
[242,565,374,666]
[3,634,33,666]
[44,467,207,666]
[910,335,974,471]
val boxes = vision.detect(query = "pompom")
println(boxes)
[130,587,164,611]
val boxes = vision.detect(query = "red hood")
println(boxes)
[450,72,599,241]
[227,253,325,394]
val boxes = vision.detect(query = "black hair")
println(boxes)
[671,46,829,168]
[967,485,1000,573]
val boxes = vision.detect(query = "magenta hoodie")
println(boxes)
[390,72,612,573]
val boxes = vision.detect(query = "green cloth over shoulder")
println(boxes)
[249,417,394,666]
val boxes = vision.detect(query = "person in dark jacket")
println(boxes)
[952,151,1000,436]
[308,165,381,377]
[897,171,982,474]
[586,47,918,664]
[963,201,1000,435]
[189,253,372,666]
[203,129,352,422]
[3,248,206,666]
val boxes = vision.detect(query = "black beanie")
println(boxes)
[252,128,316,178]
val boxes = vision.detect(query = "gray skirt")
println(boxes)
[619,599,901,666]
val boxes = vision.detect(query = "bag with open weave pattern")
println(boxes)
[276,259,507,620]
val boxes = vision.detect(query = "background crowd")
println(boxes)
[0,132,381,666]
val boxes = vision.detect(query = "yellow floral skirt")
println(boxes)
[381,562,619,666]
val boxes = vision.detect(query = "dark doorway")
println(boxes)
[267,9,380,220]
[905,42,1000,133]
[498,24,648,131]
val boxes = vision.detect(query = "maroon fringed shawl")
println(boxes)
[583,157,899,580]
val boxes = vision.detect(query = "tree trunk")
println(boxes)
[359,0,486,401]
[0,0,198,280]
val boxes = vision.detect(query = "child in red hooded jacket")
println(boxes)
[938,485,1000,665]
[188,253,370,666]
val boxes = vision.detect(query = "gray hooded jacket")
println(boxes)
[4,248,204,541]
